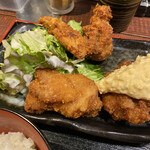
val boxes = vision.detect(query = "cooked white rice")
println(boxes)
[0,132,37,150]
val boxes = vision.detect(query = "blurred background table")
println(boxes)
[0,0,150,42]
[0,0,150,149]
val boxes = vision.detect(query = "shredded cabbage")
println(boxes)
[0,21,103,96]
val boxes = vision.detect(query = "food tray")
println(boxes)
[0,21,150,143]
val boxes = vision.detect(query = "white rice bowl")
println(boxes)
[0,132,37,150]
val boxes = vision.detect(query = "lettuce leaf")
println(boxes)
[46,35,68,61]
[0,70,25,95]
[6,27,68,60]
[68,20,84,35]
[2,52,45,74]
[2,40,11,59]
[76,62,104,82]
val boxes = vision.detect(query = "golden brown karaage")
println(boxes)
[39,4,113,61]
[24,69,102,118]
[82,4,113,61]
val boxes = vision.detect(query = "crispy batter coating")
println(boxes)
[24,69,102,118]
[102,93,150,124]
[82,4,113,61]
[24,92,53,114]
[101,61,150,124]
[61,74,102,118]
[39,4,113,61]
[29,69,76,104]
[39,16,88,59]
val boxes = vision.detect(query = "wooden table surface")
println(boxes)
[0,0,150,42]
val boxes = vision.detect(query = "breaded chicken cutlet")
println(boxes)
[98,61,150,124]
[39,16,88,59]
[82,4,113,61]
[102,93,150,125]
[39,4,113,61]
[24,69,102,118]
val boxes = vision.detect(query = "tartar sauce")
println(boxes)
[96,54,150,101]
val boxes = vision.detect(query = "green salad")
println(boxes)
[0,20,103,97]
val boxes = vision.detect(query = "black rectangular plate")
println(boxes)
[1,22,150,143]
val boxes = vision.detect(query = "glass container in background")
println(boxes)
[99,0,142,33]
[0,0,29,12]
[44,0,74,15]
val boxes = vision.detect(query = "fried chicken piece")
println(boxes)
[82,4,113,61]
[24,92,53,114]
[102,93,150,124]
[39,4,113,61]
[55,74,102,118]
[100,61,150,124]
[24,69,102,118]
[39,16,88,59]
[29,69,77,104]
